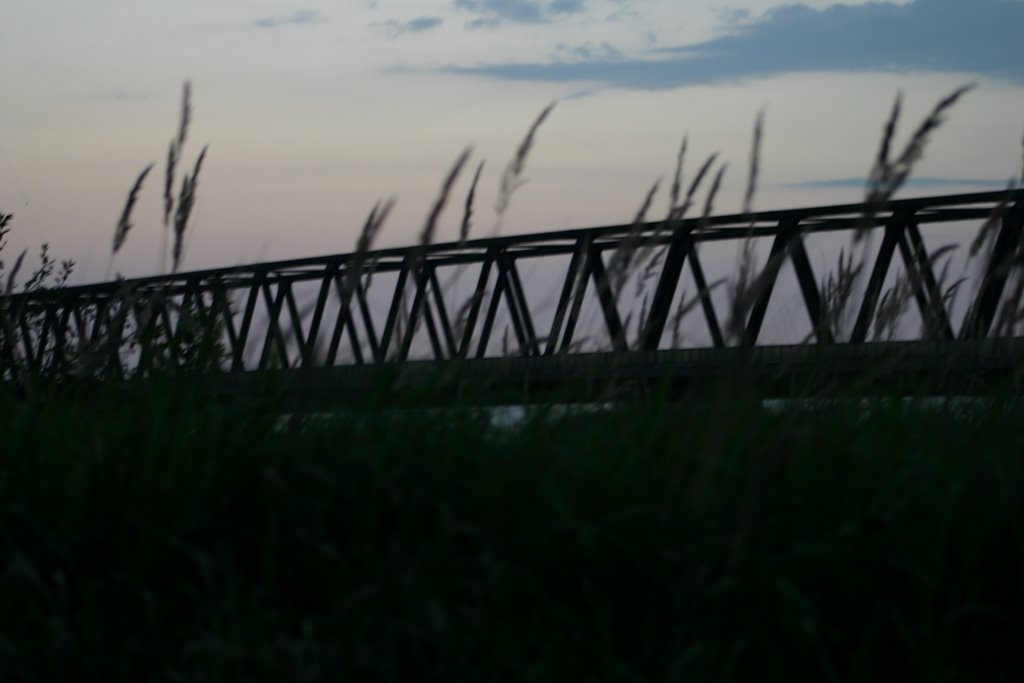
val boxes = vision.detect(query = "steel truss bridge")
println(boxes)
[3,189,1024,401]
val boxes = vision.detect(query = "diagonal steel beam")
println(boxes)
[457,250,494,359]
[961,200,1024,339]
[420,295,445,361]
[206,282,240,367]
[545,243,585,355]
[377,258,412,363]
[231,275,263,371]
[258,281,291,370]
[851,212,906,343]
[640,232,688,351]
[351,279,378,360]
[559,237,592,353]
[299,264,337,367]
[428,268,457,358]
[785,225,832,344]
[686,239,726,350]
[502,255,540,356]
[588,243,627,352]
[745,227,789,346]
[476,257,511,359]
[399,265,432,362]
[282,280,309,359]
[898,220,954,341]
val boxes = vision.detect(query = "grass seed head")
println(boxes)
[172,144,209,272]
[700,162,728,232]
[676,152,718,221]
[421,147,473,249]
[743,110,765,218]
[113,163,155,255]
[461,160,485,245]
[860,85,974,241]
[163,140,178,228]
[670,135,688,215]
[609,178,661,295]
[164,81,192,228]
[5,249,26,295]
[495,101,556,218]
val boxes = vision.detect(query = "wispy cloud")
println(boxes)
[375,16,443,38]
[444,0,1024,88]
[252,10,326,29]
[552,41,622,62]
[454,0,587,28]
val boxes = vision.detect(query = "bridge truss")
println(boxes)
[2,190,1024,395]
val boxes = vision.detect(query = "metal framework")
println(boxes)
[2,189,1023,383]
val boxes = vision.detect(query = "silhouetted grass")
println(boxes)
[4,81,1024,682]
[1,384,1023,681]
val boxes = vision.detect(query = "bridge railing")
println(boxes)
[2,189,1023,381]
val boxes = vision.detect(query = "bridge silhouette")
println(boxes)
[3,189,1024,401]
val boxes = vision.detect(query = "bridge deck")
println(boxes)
[199,339,1024,405]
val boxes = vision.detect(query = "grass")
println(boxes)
[2,82,1024,680]
[2,385,1024,681]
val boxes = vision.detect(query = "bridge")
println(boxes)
[2,189,1024,402]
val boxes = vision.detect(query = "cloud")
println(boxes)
[443,0,1024,88]
[454,0,587,28]
[552,41,623,62]
[252,10,325,29]
[375,16,443,38]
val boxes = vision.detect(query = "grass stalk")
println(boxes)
[495,102,556,224]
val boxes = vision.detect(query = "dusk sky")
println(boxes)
[2,0,1023,283]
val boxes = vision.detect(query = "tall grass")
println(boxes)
[2,81,1024,683]
[2,386,1024,680]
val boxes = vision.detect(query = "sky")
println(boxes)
[1,0,1023,284]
